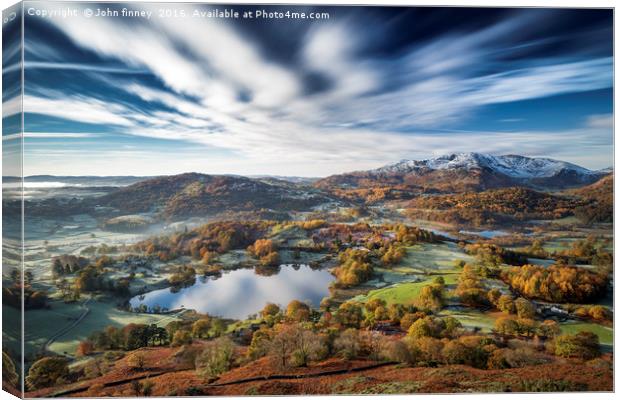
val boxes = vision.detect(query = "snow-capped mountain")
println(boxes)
[316,153,610,192]
[373,153,599,179]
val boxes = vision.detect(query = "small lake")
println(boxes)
[129,264,334,320]
[459,230,509,239]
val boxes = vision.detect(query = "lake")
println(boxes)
[459,230,508,239]
[129,264,334,319]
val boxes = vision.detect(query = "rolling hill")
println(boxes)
[93,173,336,219]
[315,153,608,192]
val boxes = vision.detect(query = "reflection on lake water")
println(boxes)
[129,264,334,319]
[459,230,508,239]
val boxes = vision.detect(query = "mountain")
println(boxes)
[408,186,581,227]
[568,174,613,223]
[316,153,609,192]
[93,173,335,219]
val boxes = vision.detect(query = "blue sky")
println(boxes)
[4,3,613,176]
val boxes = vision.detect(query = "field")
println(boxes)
[21,297,182,358]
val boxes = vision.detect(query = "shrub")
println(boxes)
[515,298,536,319]
[494,317,519,335]
[76,340,95,357]
[126,353,145,370]
[552,331,600,360]
[196,337,236,378]
[248,328,272,360]
[381,340,412,364]
[400,312,424,331]
[171,330,193,346]
[25,357,70,390]
[286,300,311,322]
[334,329,361,360]
[2,352,19,388]
[191,319,211,339]
[261,303,281,318]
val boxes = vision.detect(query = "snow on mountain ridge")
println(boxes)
[373,152,600,179]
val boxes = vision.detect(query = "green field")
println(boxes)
[559,321,613,346]
[355,274,458,305]
[400,242,473,272]
[439,309,498,332]
[22,296,181,357]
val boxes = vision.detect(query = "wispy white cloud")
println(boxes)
[24,93,135,126]
[2,95,21,118]
[23,5,613,175]
[585,113,613,129]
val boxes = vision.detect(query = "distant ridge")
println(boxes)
[316,152,610,191]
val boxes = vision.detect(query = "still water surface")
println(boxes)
[129,264,334,319]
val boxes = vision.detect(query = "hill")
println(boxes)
[94,173,335,219]
[569,174,613,223]
[316,153,607,193]
[407,187,581,227]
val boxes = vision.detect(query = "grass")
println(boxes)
[356,274,458,305]
[360,381,421,394]
[559,321,613,345]
[22,296,181,357]
[399,242,473,273]
[438,309,498,332]
[331,376,371,394]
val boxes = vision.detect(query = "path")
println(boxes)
[42,296,93,353]
[47,361,398,397]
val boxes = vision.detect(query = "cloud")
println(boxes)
[2,95,21,118]
[585,113,613,129]
[23,93,135,126]
[22,5,613,176]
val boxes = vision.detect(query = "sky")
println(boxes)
[3,3,614,177]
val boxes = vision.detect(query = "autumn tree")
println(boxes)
[25,357,70,390]
[191,319,211,339]
[196,337,235,378]
[286,300,311,322]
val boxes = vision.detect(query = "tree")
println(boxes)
[416,284,444,312]
[538,320,560,338]
[407,317,435,338]
[268,325,296,369]
[334,329,360,360]
[415,337,444,365]
[487,288,501,305]
[387,303,406,323]
[442,340,470,365]
[455,265,487,307]
[2,352,18,388]
[261,303,281,318]
[76,340,95,357]
[516,318,538,337]
[552,332,600,360]
[290,327,325,367]
[336,302,364,328]
[192,319,211,339]
[248,328,272,360]
[209,318,226,338]
[588,305,611,321]
[25,357,69,390]
[497,295,515,314]
[364,298,386,314]
[196,337,235,378]
[515,298,536,319]
[400,312,424,331]
[286,300,310,322]
[171,330,193,346]
[494,317,519,335]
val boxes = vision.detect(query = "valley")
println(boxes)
[2,152,613,396]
